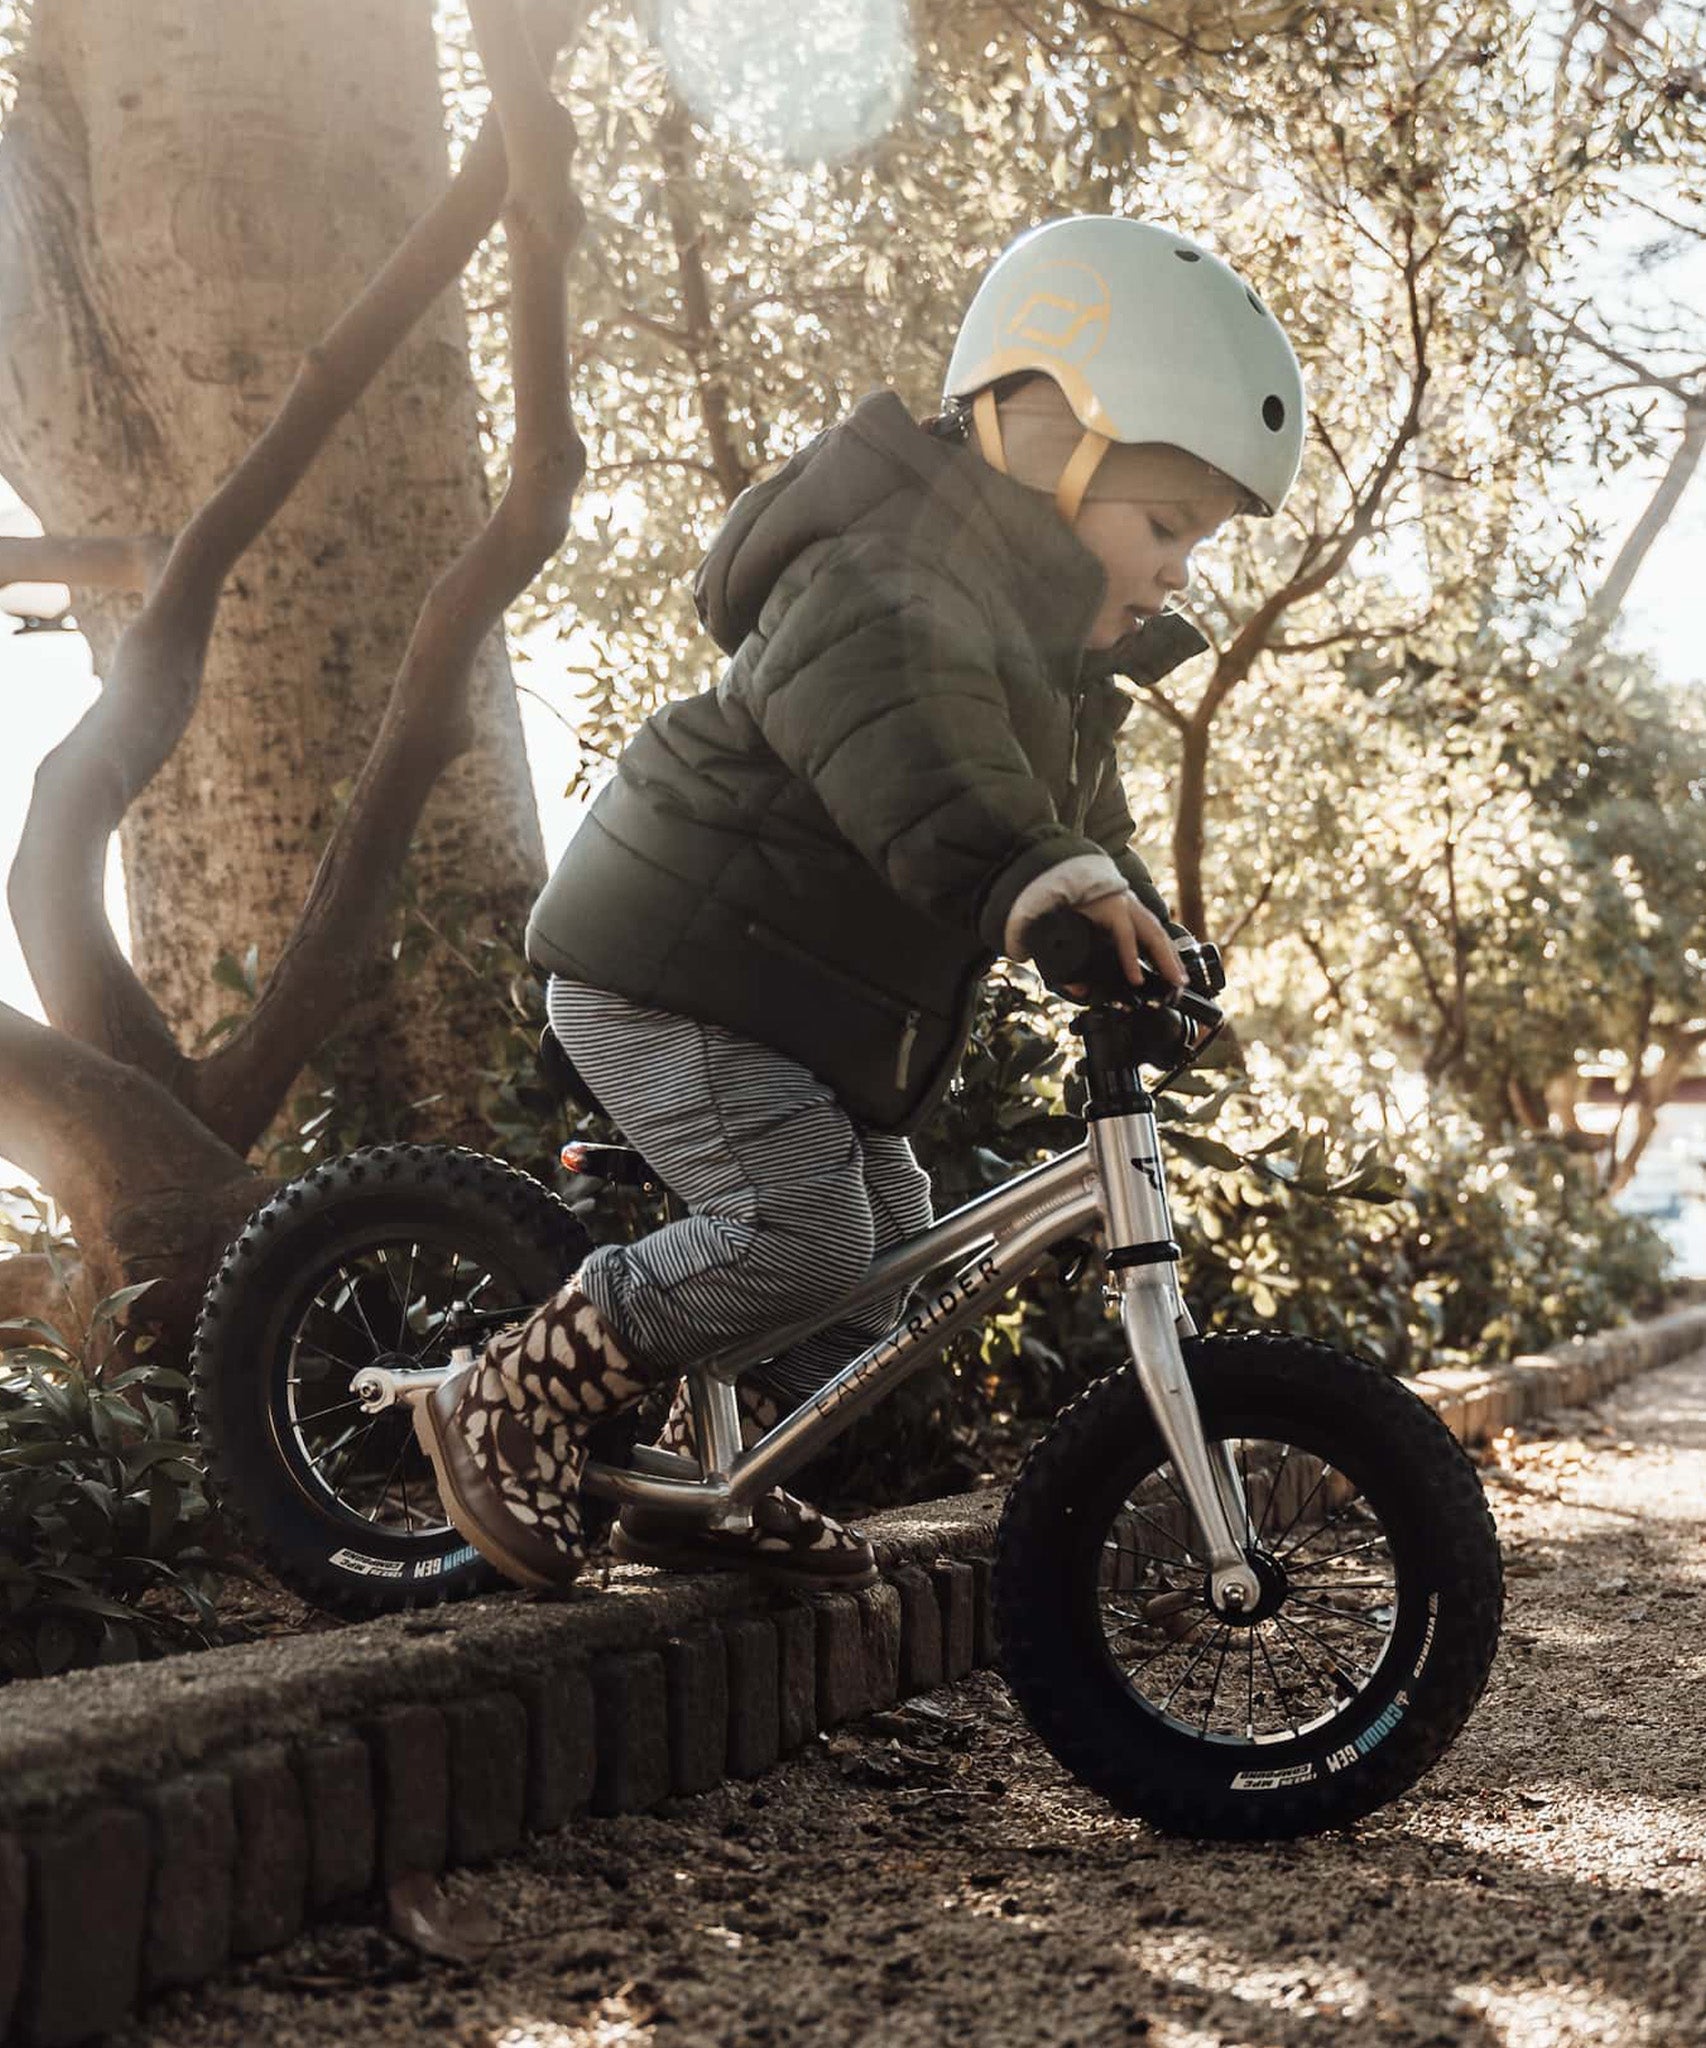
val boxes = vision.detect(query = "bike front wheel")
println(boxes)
[995,1332,1503,1839]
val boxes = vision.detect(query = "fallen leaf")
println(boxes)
[386,1870,502,1963]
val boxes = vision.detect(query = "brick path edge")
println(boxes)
[3,1300,1703,2044]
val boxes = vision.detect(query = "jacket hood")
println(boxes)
[693,391,1209,687]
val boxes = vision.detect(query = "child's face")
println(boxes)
[1074,491,1240,650]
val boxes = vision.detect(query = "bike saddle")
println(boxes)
[558,1139,661,1192]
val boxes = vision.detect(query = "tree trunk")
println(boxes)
[0,0,545,1154]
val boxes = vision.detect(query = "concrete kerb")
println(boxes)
[2,1306,1703,2043]
[1409,1301,1706,1444]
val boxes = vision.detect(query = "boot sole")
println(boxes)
[609,1523,879,1593]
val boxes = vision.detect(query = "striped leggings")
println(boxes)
[545,978,934,1402]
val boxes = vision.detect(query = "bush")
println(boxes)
[0,1280,226,1680]
[794,975,1673,1509]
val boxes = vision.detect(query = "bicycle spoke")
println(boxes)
[1265,1457,1333,1554]
[1252,1440,1293,1542]
[1114,1497,1200,1565]
[1282,1530,1391,1572]
[1273,1607,1376,1692]
[305,1272,386,1359]
[1269,1608,1349,1707]
[1101,1593,1194,1631]
[1286,1595,1390,1634]
[1197,1628,1234,1736]
[1254,1626,1306,1738]
[289,1335,368,1379]
[1245,1625,1257,1740]
[336,1264,388,1356]
[1278,1500,1379,1567]
[1157,1622,1229,1716]
[308,1412,384,1490]
[1125,1612,1215,1676]
[289,1395,365,1426]
[1100,1542,1198,1584]
[1095,1427,1409,1748]
[365,1426,413,1525]
[395,1241,420,1349]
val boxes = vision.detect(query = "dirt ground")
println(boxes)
[118,1349,1706,2048]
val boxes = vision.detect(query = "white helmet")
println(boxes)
[944,215,1306,519]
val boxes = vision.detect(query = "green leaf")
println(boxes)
[101,1363,189,1394]
[90,1279,161,1329]
[43,1587,150,1625]
[98,1618,141,1666]
[1163,1130,1245,1173]
[1297,1134,1330,1190]
[147,1471,181,1557]
[34,1613,80,1676]
[0,1316,74,1355]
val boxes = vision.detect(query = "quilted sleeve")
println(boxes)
[1079,745,1172,926]
[737,539,1113,952]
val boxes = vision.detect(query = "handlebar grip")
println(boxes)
[1028,906,1176,1005]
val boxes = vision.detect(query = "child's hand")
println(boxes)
[1074,890,1188,994]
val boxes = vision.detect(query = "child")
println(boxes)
[413,214,1306,1592]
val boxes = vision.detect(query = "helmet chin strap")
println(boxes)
[1053,428,1111,522]
[972,386,1111,524]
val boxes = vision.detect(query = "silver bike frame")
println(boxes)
[358,1089,1263,1610]
[580,1104,1261,1612]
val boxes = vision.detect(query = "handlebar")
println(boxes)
[1028,906,1226,1036]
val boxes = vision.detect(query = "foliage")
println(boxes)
[440,0,1705,1216]
[0,1175,76,1266]
[790,974,1672,1509]
[0,1275,226,1681]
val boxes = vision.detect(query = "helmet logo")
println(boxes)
[996,260,1111,367]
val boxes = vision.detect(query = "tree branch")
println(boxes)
[1567,402,1706,665]
[1219,866,1283,950]
[0,534,168,595]
[6,0,582,1110]
[190,0,589,1150]
[654,98,751,504]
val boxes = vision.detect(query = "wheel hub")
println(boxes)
[1203,1548,1288,1627]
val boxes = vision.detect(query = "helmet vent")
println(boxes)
[1262,395,1287,431]
[1173,247,1202,262]
[1247,288,1266,314]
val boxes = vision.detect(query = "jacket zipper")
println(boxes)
[894,1010,922,1092]
[1067,688,1089,830]
[744,920,925,1094]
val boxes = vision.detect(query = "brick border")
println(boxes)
[3,1302,1702,2044]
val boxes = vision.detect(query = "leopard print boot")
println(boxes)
[611,1377,877,1590]
[411,1274,650,1592]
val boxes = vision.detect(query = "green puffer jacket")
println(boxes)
[525,390,1207,1132]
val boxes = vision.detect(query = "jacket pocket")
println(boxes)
[743,919,925,1092]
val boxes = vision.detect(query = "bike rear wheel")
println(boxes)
[191,1144,590,1618]
[995,1332,1503,1838]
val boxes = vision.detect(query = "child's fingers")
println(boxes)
[1076,892,1187,990]
[1111,907,1144,984]
[1128,902,1187,988]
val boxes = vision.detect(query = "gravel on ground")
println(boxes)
[115,1349,1706,2048]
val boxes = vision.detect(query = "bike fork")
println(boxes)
[1090,1105,1261,1615]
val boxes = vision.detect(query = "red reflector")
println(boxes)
[560,1143,590,1171]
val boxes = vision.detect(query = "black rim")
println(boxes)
[1095,1433,1404,1747]
[270,1230,535,1547]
